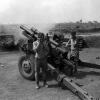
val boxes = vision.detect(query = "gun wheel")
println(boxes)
[18,55,35,80]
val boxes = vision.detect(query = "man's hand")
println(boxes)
[33,41,39,50]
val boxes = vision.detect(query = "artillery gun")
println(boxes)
[18,25,94,100]
[18,25,78,80]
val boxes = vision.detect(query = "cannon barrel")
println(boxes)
[20,25,33,36]
[20,25,38,39]
[31,27,39,35]
[20,25,67,53]
[49,38,66,53]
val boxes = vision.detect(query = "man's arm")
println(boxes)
[65,39,71,47]
[33,41,39,51]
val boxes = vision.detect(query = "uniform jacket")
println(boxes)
[33,40,49,59]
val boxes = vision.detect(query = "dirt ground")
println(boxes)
[0,48,100,100]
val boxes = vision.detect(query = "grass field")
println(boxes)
[83,35,100,48]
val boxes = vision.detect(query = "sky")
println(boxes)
[0,0,100,24]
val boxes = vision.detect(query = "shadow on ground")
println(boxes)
[75,71,100,79]
[79,61,100,69]
[40,61,100,88]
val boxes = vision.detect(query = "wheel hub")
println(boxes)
[22,60,31,73]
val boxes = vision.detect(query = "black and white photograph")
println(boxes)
[0,0,100,100]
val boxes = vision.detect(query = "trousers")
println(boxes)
[35,58,47,85]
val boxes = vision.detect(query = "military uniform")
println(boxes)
[70,38,79,60]
[66,32,79,73]
[33,34,49,89]
[66,32,79,60]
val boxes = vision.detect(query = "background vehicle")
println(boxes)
[0,35,15,50]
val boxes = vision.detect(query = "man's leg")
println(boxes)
[35,59,40,89]
[41,59,48,87]
[73,50,79,73]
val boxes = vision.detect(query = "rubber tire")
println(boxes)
[18,55,35,80]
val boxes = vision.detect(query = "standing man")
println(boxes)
[66,31,79,73]
[33,33,49,89]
